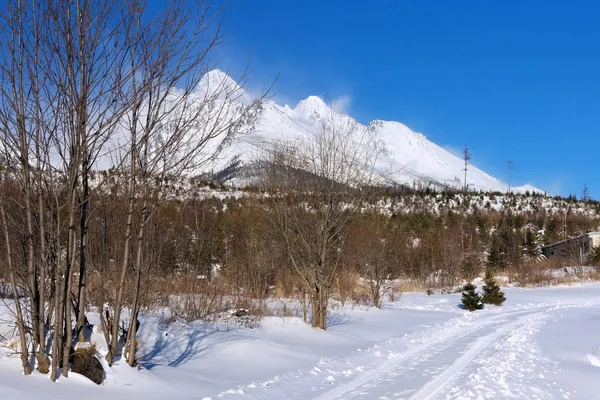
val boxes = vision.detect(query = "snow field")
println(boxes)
[2,284,600,399]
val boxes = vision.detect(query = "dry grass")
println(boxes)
[73,342,97,358]
[506,258,600,288]
[397,279,428,293]
[84,258,600,327]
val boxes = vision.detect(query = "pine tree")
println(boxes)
[481,270,506,306]
[486,234,507,270]
[523,229,543,262]
[461,283,484,312]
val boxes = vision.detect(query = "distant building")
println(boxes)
[541,232,600,263]
[589,232,600,249]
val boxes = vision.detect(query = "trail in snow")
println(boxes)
[315,308,552,400]
[409,310,546,400]
[319,312,535,400]
[216,301,600,400]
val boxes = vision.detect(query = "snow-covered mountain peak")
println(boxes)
[195,69,244,100]
[293,95,330,121]
[201,69,238,88]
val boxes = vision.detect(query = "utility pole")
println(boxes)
[507,160,514,193]
[582,184,590,203]
[463,145,471,192]
[563,208,569,241]
[582,184,590,232]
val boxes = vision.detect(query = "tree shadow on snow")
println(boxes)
[142,324,217,370]
[324,312,354,328]
[583,312,600,321]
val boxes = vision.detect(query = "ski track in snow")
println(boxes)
[214,301,600,400]
[409,311,544,400]
[315,309,545,400]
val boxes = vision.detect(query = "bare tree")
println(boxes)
[267,108,379,329]
[346,215,404,308]
[0,159,31,375]
[0,0,267,379]
[0,0,52,374]
[108,0,268,366]
[41,0,134,377]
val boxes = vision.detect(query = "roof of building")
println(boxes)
[541,233,589,250]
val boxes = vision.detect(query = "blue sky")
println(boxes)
[215,0,600,198]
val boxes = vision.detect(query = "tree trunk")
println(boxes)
[301,292,308,323]
[23,167,41,350]
[126,267,142,366]
[36,162,50,372]
[110,70,139,362]
[99,206,112,364]
[1,203,31,375]
[111,178,136,364]
[127,182,148,367]
[33,7,49,370]
[371,280,381,308]
[320,287,328,330]
[275,269,284,298]
[310,290,321,328]
[310,285,328,330]
[61,186,79,377]
[76,154,90,342]
[51,215,63,381]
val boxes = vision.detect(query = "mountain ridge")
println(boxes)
[156,70,544,194]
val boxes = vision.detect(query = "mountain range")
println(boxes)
[181,70,542,194]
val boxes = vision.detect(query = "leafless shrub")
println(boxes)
[168,291,231,323]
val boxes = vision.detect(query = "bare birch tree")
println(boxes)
[107,0,267,366]
[0,0,52,374]
[42,0,133,378]
[0,0,268,378]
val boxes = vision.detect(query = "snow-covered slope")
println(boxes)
[367,119,504,192]
[193,71,543,193]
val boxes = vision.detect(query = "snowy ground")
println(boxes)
[2,284,600,399]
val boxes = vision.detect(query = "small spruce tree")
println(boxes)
[523,229,543,262]
[481,270,506,306]
[461,283,483,312]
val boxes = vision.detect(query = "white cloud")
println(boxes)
[331,95,352,114]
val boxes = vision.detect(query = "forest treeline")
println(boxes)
[3,172,597,327]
